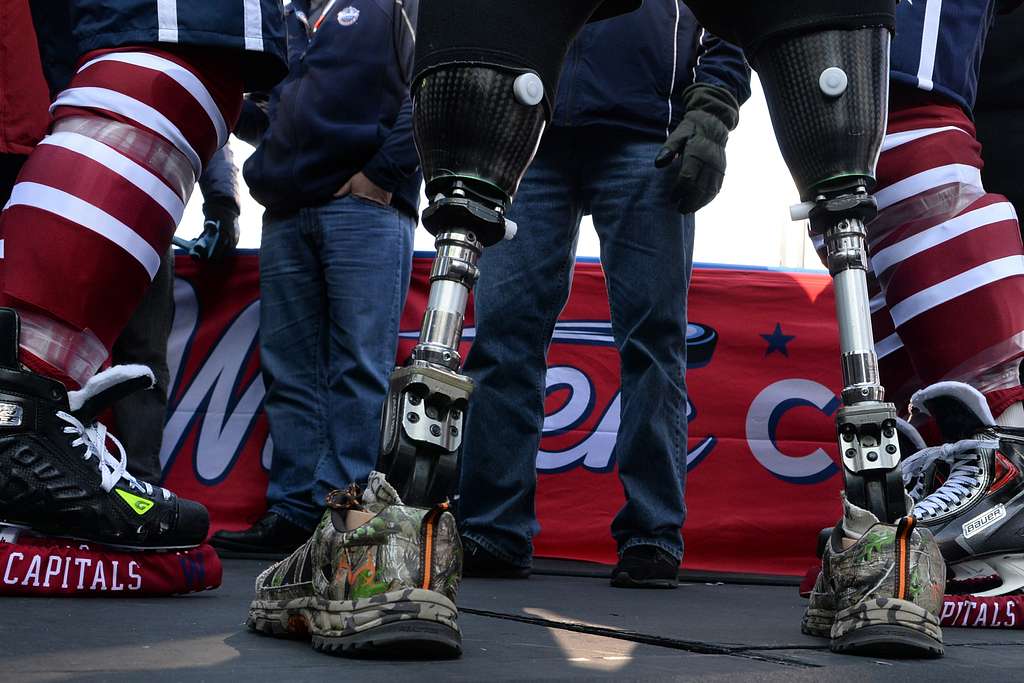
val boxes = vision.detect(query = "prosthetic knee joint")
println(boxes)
[375,66,547,506]
[754,27,905,521]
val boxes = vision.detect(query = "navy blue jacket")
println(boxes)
[243,0,421,218]
[552,1,751,137]
[890,0,1020,111]
[32,0,286,92]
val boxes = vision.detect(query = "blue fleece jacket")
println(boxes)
[243,0,421,218]
[552,1,751,137]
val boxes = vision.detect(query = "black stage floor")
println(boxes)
[4,559,1024,682]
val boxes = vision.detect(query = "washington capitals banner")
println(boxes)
[161,253,845,576]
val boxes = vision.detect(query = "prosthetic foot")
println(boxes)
[904,382,1024,596]
[247,472,462,658]
[803,495,945,657]
[0,309,209,550]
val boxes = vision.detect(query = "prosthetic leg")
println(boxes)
[376,0,628,506]
[739,17,944,656]
[374,65,543,505]
[754,29,905,523]
[373,71,536,505]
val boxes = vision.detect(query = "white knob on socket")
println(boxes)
[819,67,849,97]
[513,73,544,106]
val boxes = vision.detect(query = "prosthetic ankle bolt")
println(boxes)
[754,27,905,522]
[376,0,632,506]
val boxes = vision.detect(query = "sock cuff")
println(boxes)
[985,387,1024,420]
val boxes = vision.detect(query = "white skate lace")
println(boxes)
[56,411,170,500]
[902,438,996,517]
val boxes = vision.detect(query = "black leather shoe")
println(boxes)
[210,513,311,557]
[610,545,679,588]
[462,537,530,578]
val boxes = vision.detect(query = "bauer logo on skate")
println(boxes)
[0,401,23,427]
[963,504,1008,539]
[163,254,848,575]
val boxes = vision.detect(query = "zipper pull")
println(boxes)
[313,0,339,33]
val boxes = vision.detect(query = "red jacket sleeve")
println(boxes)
[0,0,51,156]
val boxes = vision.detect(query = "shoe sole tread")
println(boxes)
[247,588,461,658]
[806,597,944,658]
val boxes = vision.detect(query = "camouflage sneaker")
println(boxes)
[802,496,945,657]
[247,472,462,657]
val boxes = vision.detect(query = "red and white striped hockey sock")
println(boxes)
[0,47,242,388]
[871,191,1024,389]
[865,92,1024,411]
[988,389,1024,425]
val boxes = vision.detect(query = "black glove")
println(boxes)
[180,198,239,262]
[655,84,740,215]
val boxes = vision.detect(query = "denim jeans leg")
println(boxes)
[260,209,327,530]
[459,129,584,567]
[312,196,416,504]
[586,128,694,561]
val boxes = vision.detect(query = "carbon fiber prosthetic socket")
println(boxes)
[414,67,546,205]
[753,28,890,200]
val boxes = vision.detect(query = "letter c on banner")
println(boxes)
[746,379,839,483]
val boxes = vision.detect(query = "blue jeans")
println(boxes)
[260,196,415,530]
[459,126,695,567]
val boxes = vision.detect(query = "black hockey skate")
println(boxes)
[904,382,1024,596]
[0,309,209,550]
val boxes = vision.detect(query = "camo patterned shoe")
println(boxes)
[802,496,945,658]
[801,567,837,638]
[247,472,462,657]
